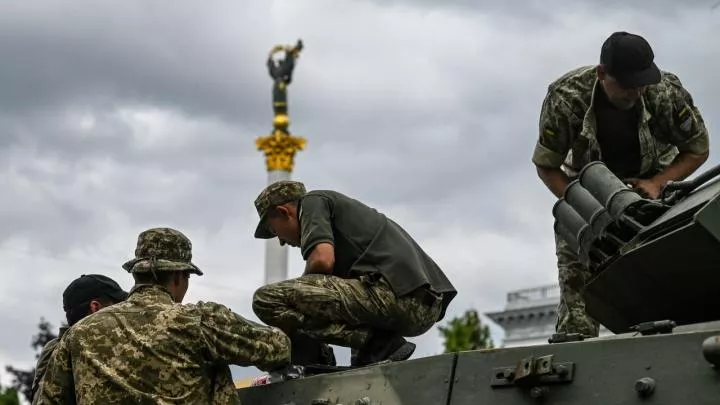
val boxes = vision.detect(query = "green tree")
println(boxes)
[0,384,20,405]
[5,318,59,403]
[438,309,494,353]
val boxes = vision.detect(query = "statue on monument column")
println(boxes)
[267,39,303,116]
[257,39,307,172]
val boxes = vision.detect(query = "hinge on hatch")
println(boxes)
[491,354,574,388]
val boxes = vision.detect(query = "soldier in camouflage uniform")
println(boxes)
[31,274,128,404]
[532,32,710,337]
[252,181,458,366]
[37,227,291,404]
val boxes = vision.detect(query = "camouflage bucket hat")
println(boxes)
[121,227,203,276]
[254,180,306,239]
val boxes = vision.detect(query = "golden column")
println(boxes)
[256,39,306,285]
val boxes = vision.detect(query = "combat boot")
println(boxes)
[290,334,336,366]
[352,330,416,367]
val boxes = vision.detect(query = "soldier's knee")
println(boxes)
[252,286,271,315]
[252,285,286,318]
[251,297,263,319]
[254,282,283,301]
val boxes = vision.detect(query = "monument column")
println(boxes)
[256,40,306,285]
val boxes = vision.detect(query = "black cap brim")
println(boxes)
[615,62,661,89]
[254,214,275,239]
[109,289,129,302]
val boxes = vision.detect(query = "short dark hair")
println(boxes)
[267,199,299,218]
[132,270,190,285]
[64,296,119,326]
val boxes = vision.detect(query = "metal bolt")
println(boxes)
[555,365,568,377]
[529,386,549,399]
[702,335,720,367]
[634,377,656,397]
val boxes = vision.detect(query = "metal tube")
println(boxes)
[564,180,615,236]
[579,161,643,219]
[553,199,594,256]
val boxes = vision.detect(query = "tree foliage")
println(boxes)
[4,318,59,403]
[0,384,20,405]
[438,309,494,353]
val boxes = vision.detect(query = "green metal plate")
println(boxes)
[694,191,720,243]
[450,330,720,404]
[583,219,720,333]
[236,353,456,405]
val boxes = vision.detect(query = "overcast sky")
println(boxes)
[1,0,719,393]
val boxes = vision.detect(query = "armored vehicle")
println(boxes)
[236,161,720,404]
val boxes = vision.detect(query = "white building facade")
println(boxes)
[485,284,611,347]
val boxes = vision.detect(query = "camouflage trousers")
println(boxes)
[555,232,600,337]
[252,273,443,350]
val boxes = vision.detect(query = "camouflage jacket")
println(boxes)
[36,284,291,405]
[31,326,68,405]
[532,65,709,178]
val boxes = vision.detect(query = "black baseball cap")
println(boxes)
[600,31,661,89]
[62,274,129,311]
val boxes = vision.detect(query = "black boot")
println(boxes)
[290,334,336,366]
[352,331,416,367]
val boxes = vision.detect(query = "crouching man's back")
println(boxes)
[36,227,290,404]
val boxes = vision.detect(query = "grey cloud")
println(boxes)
[0,2,274,124]
[0,0,716,258]
[2,0,718,257]
[358,0,720,17]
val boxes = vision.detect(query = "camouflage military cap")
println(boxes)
[121,227,203,276]
[254,180,306,239]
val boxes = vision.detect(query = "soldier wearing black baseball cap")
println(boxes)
[31,274,127,403]
[62,274,129,322]
[599,31,661,89]
[532,31,710,341]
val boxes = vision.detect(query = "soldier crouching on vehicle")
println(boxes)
[251,180,458,367]
[36,227,291,405]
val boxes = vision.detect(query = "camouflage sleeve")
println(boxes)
[197,301,291,372]
[656,73,710,155]
[532,89,577,168]
[31,339,58,404]
[299,194,335,260]
[35,335,75,405]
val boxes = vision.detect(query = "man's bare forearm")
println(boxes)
[652,151,709,186]
[302,243,335,275]
[536,165,571,199]
[303,259,332,275]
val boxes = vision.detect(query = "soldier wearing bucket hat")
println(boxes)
[251,180,457,367]
[121,227,204,276]
[38,227,291,404]
[532,31,710,339]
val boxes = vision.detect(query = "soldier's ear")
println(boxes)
[596,64,606,80]
[275,205,292,219]
[89,299,102,313]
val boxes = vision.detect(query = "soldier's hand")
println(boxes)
[625,178,664,200]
